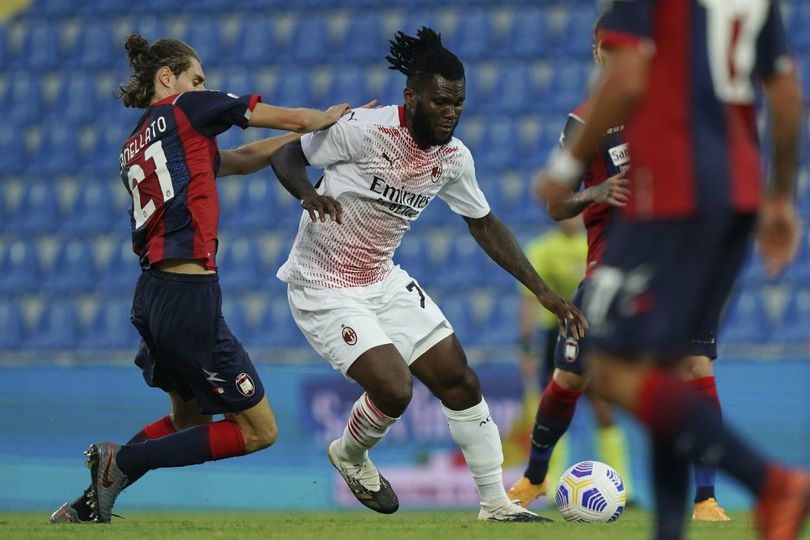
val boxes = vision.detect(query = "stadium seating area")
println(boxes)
[0,0,808,358]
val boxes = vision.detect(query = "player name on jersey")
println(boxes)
[119,116,168,167]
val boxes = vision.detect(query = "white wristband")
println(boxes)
[546,147,586,188]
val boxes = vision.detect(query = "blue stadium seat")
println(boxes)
[63,181,117,235]
[769,288,810,343]
[438,294,473,345]
[394,233,430,277]
[6,73,43,125]
[343,13,387,62]
[41,239,98,294]
[96,239,140,294]
[0,126,25,174]
[719,289,769,344]
[267,70,313,108]
[474,117,517,170]
[224,176,278,232]
[28,125,80,174]
[221,298,250,342]
[56,72,101,124]
[0,240,42,294]
[72,24,116,68]
[5,183,60,234]
[14,20,61,70]
[547,62,591,113]
[508,7,548,58]
[28,0,79,16]
[83,296,138,350]
[248,232,294,295]
[218,237,262,292]
[466,291,520,347]
[180,17,222,66]
[26,299,81,351]
[327,66,373,106]
[555,8,598,58]
[249,298,308,348]
[228,15,275,65]
[445,9,493,61]
[0,300,25,350]
[284,16,329,63]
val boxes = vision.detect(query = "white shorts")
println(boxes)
[287,266,454,377]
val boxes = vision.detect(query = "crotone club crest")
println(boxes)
[342,325,358,346]
[235,372,256,397]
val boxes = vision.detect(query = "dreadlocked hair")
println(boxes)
[386,26,464,91]
[118,33,199,108]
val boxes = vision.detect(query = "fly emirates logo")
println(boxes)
[369,176,432,219]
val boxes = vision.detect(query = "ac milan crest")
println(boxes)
[342,325,358,346]
[431,164,443,181]
[235,372,256,397]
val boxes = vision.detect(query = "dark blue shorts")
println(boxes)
[131,269,264,415]
[582,214,755,360]
[552,280,720,376]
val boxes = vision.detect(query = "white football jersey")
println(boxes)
[277,105,490,289]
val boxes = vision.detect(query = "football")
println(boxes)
[555,461,626,523]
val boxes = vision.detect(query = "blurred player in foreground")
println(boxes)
[510,15,730,522]
[270,27,586,522]
[51,33,353,523]
[538,1,806,539]
[506,217,635,503]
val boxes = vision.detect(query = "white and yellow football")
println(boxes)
[555,460,626,523]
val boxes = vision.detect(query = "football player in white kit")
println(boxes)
[270,27,587,522]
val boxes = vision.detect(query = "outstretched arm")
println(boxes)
[539,47,649,204]
[464,211,587,338]
[757,70,804,276]
[217,133,302,177]
[249,102,350,133]
[269,139,343,223]
[544,171,630,221]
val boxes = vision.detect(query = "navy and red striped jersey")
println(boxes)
[119,90,260,270]
[600,0,793,219]
[560,101,628,277]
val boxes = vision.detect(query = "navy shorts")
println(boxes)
[582,214,755,360]
[552,279,719,376]
[131,269,264,415]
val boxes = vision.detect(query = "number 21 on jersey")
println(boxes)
[126,140,175,229]
[699,0,770,104]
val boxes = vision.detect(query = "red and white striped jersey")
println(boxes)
[277,105,490,288]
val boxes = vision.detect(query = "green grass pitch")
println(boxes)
[0,509,767,540]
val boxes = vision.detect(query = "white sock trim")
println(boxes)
[441,397,489,422]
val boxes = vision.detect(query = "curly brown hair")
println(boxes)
[118,33,200,108]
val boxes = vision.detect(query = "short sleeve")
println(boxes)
[300,114,365,168]
[175,90,260,138]
[756,1,794,80]
[559,112,586,151]
[559,112,589,189]
[599,0,656,52]
[437,149,491,219]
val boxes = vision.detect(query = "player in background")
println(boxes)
[269,27,586,522]
[538,1,807,539]
[505,216,634,503]
[510,15,729,522]
[51,33,355,524]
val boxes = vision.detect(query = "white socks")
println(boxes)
[443,398,509,504]
[339,393,398,463]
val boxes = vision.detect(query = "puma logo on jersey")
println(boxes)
[381,152,399,168]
